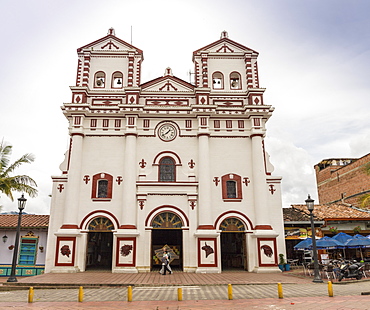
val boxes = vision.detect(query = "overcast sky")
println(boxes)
[1,0,369,214]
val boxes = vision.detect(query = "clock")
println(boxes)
[158,123,177,141]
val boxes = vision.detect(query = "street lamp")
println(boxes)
[305,194,323,283]
[7,194,27,282]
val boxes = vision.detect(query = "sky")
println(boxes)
[0,0,369,214]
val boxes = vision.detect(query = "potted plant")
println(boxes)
[353,225,362,234]
[329,226,338,234]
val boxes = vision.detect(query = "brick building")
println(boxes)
[314,153,370,207]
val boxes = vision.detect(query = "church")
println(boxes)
[45,29,285,274]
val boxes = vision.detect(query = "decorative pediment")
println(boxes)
[141,75,194,93]
[77,28,143,55]
[193,31,258,56]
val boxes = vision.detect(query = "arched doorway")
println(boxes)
[86,217,114,270]
[220,217,247,270]
[151,212,183,271]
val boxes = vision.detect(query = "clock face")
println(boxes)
[158,123,177,141]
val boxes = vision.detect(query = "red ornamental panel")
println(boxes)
[116,237,136,267]
[197,238,217,268]
[257,238,277,267]
[55,237,76,266]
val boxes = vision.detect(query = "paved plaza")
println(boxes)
[1,269,370,309]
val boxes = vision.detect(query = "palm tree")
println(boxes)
[0,140,38,201]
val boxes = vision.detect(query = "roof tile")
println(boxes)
[0,214,49,228]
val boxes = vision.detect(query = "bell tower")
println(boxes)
[71,27,144,105]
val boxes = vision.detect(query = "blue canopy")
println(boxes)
[293,238,312,250]
[344,234,370,248]
[332,232,353,244]
[310,236,344,250]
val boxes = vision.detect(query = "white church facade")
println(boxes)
[45,29,285,274]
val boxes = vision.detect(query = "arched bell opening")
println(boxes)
[220,217,247,271]
[86,217,114,271]
[150,212,183,271]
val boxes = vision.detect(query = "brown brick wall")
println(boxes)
[315,153,370,206]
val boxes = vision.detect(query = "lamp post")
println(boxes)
[305,194,323,283]
[7,194,27,283]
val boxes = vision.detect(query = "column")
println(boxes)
[62,134,83,228]
[197,133,213,229]
[121,133,137,229]
[251,134,271,229]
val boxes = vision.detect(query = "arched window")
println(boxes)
[88,217,114,231]
[94,71,105,88]
[230,72,241,89]
[221,174,242,201]
[220,217,245,231]
[91,173,113,200]
[212,72,224,89]
[159,157,175,182]
[112,71,123,88]
[151,212,183,228]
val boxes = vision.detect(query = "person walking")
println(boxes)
[161,249,172,275]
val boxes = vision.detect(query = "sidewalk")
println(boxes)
[0,269,311,288]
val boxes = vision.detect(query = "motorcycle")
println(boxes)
[338,260,364,281]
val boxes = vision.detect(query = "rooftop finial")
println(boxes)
[164,67,173,76]
[221,30,228,39]
[108,28,115,36]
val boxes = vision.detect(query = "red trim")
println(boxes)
[197,225,215,229]
[221,174,242,200]
[250,134,263,138]
[80,210,120,230]
[262,140,271,176]
[119,225,137,229]
[55,237,76,266]
[71,133,84,137]
[60,224,79,229]
[116,237,136,267]
[125,133,138,137]
[255,225,273,230]
[214,211,254,230]
[198,238,218,267]
[193,37,259,57]
[91,173,113,199]
[152,150,182,165]
[257,238,277,267]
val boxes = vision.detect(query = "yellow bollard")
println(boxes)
[78,286,84,302]
[277,282,283,299]
[28,287,34,303]
[127,285,133,302]
[328,281,334,297]
[228,283,233,300]
[178,287,183,301]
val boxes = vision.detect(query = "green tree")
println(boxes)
[0,140,38,201]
